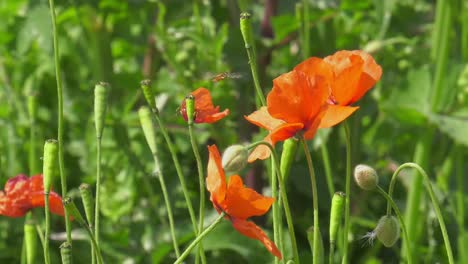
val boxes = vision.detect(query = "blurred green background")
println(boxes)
[1,0,467,263]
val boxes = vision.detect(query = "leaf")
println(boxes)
[429,113,468,146]
[271,14,299,43]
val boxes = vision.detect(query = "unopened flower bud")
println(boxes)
[222,145,249,174]
[354,164,378,190]
[375,215,400,247]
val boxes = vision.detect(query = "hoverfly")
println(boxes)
[211,72,243,82]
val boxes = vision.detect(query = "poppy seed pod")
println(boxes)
[60,242,72,264]
[94,82,109,139]
[43,139,58,192]
[184,95,195,125]
[375,215,400,247]
[222,145,249,174]
[140,79,157,113]
[354,164,378,190]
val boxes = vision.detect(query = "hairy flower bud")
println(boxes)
[375,215,400,247]
[354,164,378,190]
[222,145,249,174]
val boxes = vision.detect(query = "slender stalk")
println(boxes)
[455,147,466,263]
[302,0,310,58]
[48,0,72,243]
[270,157,281,264]
[398,163,454,264]
[174,213,225,264]
[153,113,198,234]
[319,137,334,197]
[341,121,352,264]
[248,141,300,263]
[301,138,320,264]
[43,192,51,264]
[376,186,412,264]
[28,94,38,174]
[187,123,207,263]
[240,12,266,106]
[94,138,102,249]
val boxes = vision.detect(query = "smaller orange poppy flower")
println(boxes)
[245,63,331,161]
[207,145,282,259]
[295,50,382,128]
[0,174,65,218]
[180,88,229,124]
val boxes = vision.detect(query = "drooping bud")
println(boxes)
[63,197,86,226]
[306,226,324,263]
[60,242,72,264]
[138,106,158,156]
[79,183,95,227]
[240,13,253,48]
[43,139,58,192]
[140,79,158,114]
[354,164,378,191]
[375,215,400,247]
[184,95,195,125]
[280,138,298,181]
[329,192,346,243]
[94,82,109,139]
[24,220,37,264]
[222,145,249,174]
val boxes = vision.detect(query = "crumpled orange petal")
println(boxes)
[224,175,274,219]
[180,87,229,124]
[244,107,285,131]
[319,105,360,128]
[207,145,227,208]
[231,218,282,259]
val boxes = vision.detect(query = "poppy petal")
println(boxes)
[30,191,66,216]
[224,175,274,219]
[196,108,230,123]
[181,88,229,124]
[269,123,304,143]
[247,135,273,163]
[231,218,282,259]
[330,54,364,105]
[207,145,227,207]
[318,105,359,128]
[244,107,285,131]
[294,57,334,83]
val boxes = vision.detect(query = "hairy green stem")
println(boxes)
[248,141,300,263]
[43,193,51,264]
[319,137,334,198]
[270,157,281,264]
[341,121,352,264]
[94,138,102,253]
[301,138,320,264]
[188,123,207,263]
[376,186,413,264]
[48,0,72,243]
[174,213,225,264]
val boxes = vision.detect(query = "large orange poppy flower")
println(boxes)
[0,174,65,218]
[294,50,382,128]
[180,88,229,124]
[206,145,282,259]
[245,62,331,161]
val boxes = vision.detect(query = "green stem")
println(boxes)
[48,0,72,244]
[320,138,334,198]
[400,163,454,264]
[43,193,51,264]
[455,147,466,263]
[247,141,300,263]
[376,186,413,264]
[188,123,207,263]
[301,138,319,264]
[174,213,225,264]
[302,0,310,58]
[84,221,104,264]
[341,121,352,264]
[270,157,281,264]
[153,113,198,234]
[329,243,335,264]
[152,155,180,257]
[94,137,102,251]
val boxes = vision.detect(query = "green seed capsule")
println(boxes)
[62,197,86,226]
[185,95,195,125]
[329,192,346,243]
[60,242,72,264]
[375,215,400,247]
[140,79,158,113]
[240,12,253,48]
[79,184,95,227]
[280,138,298,181]
[42,139,58,192]
[138,106,158,156]
[94,82,109,139]
[307,226,324,263]
[24,222,37,264]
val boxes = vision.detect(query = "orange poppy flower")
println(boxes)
[0,174,65,218]
[245,61,331,161]
[206,145,282,259]
[180,87,229,124]
[294,50,381,128]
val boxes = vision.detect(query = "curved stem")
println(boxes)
[43,193,51,264]
[174,213,225,264]
[376,186,413,264]
[153,113,198,234]
[341,121,352,264]
[395,163,454,264]
[48,0,72,244]
[247,141,300,263]
[188,123,207,263]
[300,138,320,264]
